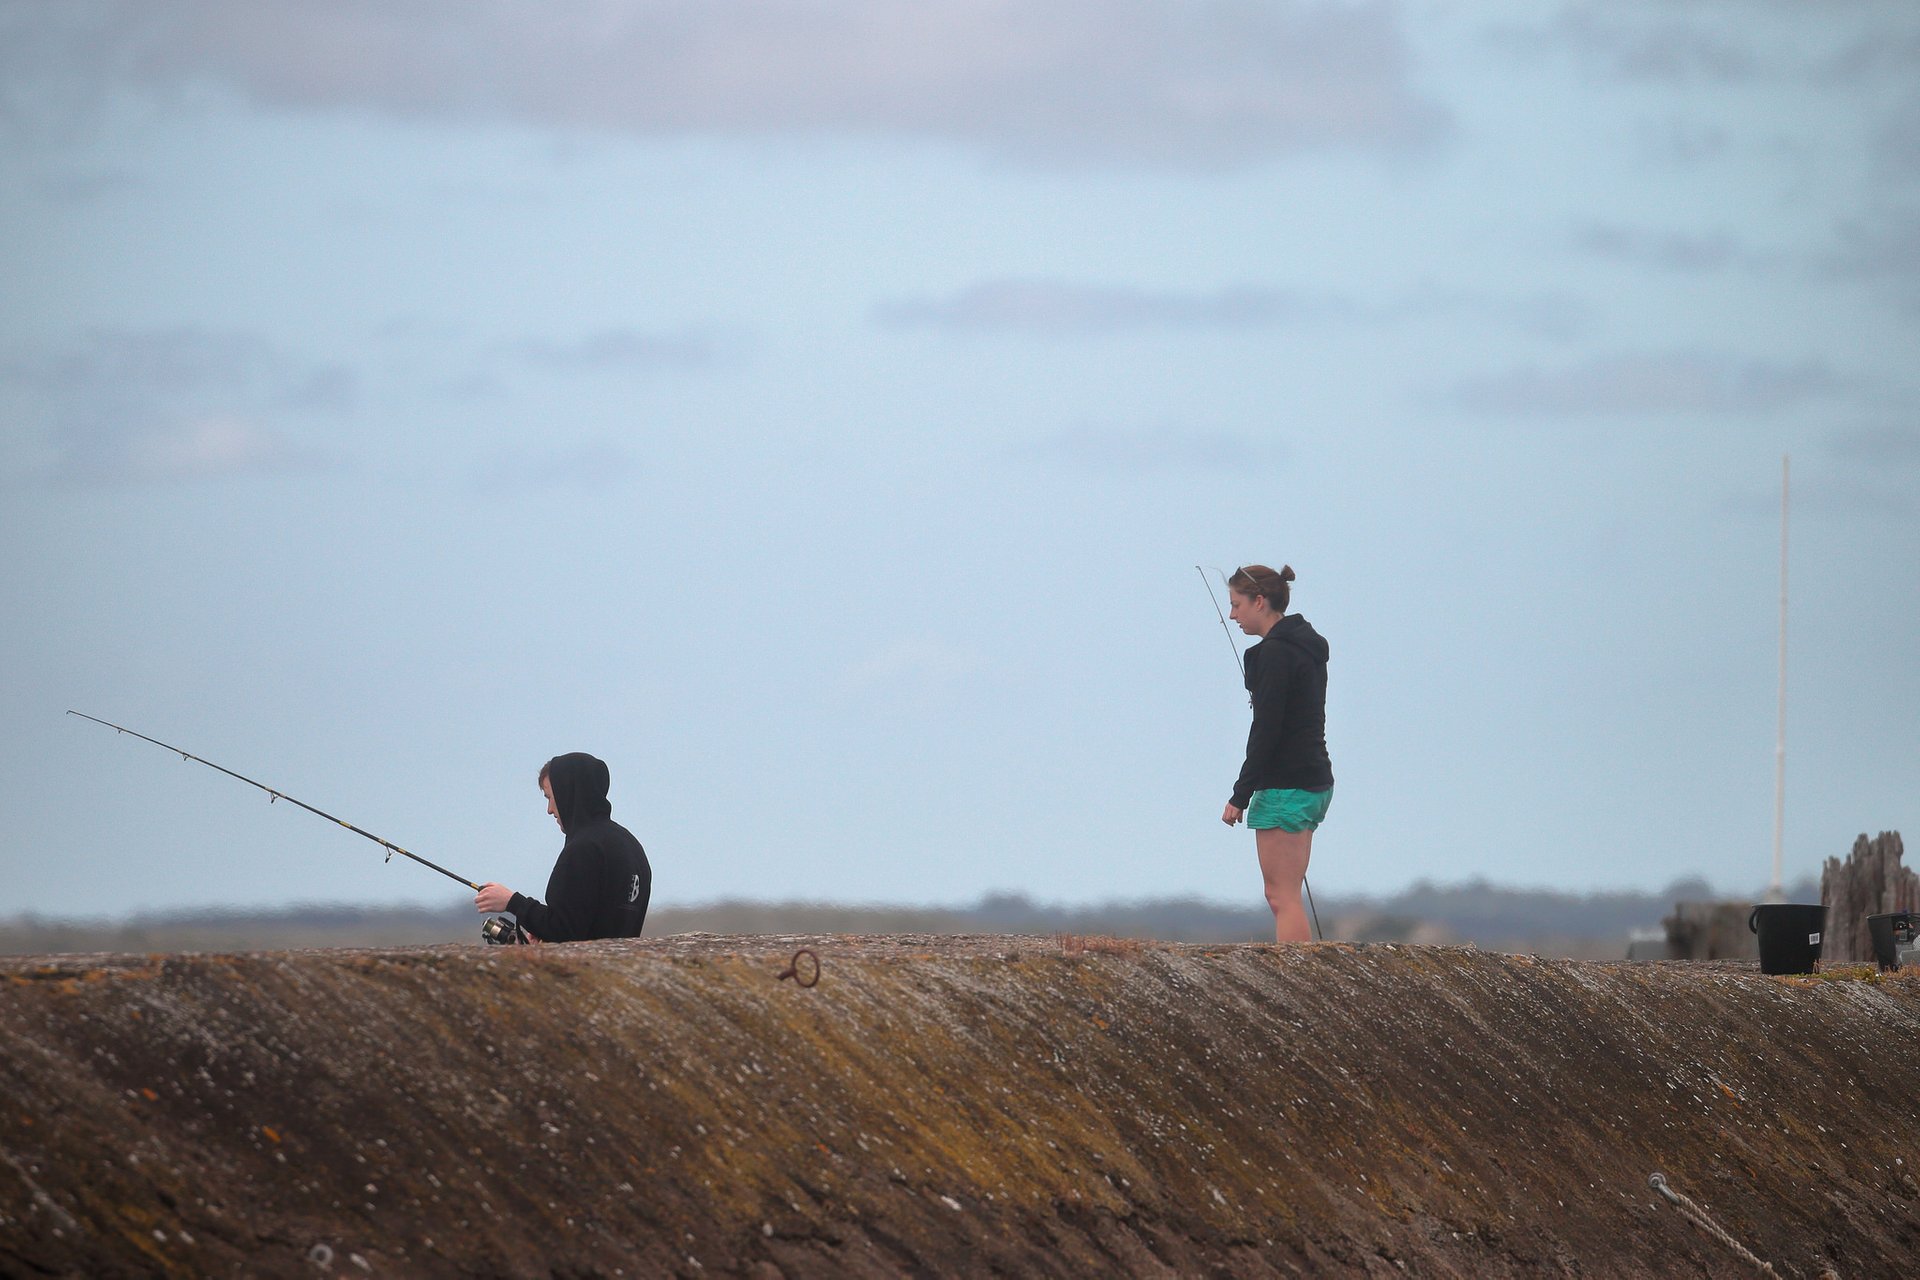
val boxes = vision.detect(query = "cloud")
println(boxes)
[1722,471,1915,520]
[876,278,1585,339]
[1026,423,1278,473]
[471,439,638,492]
[1499,8,1920,107]
[500,328,714,372]
[1815,209,1920,315]
[1571,223,1757,274]
[1789,15,1920,184]
[37,168,147,204]
[1381,285,1590,341]
[444,328,721,406]
[3,1,1446,168]
[0,411,332,486]
[1491,9,1762,84]
[1449,350,1857,416]
[1827,424,1920,469]
[1874,93,1920,181]
[876,279,1342,334]
[1630,118,1732,167]
[1815,21,1920,85]
[1822,209,1920,277]
[65,416,327,483]
[2,327,356,407]
[0,328,350,483]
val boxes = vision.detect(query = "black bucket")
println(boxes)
[1867,912,1916,972]
[1747,904,1824,975]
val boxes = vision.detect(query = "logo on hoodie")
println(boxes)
[628,874,641,904]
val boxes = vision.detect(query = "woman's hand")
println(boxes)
[474,882,515,914]
[1222,803,1243,826]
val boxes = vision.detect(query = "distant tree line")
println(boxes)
[2,876,1814,959]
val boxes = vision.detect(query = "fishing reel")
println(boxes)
[481,915,529,946]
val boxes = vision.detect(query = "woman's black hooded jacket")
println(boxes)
[1230,615,1335,810]
[509,752,651,942]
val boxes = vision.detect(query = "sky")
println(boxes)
[3,1,1916,920]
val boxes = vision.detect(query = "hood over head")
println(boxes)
[543,751,612,835]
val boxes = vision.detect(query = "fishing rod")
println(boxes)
[1195,567,1324,942]
[1197,564,1248,681]
[68,710,481,892]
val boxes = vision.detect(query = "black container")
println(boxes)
[1866,912,1916,972]
[1747,903,1825,975]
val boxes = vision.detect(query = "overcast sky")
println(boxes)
[3,1,1916,920]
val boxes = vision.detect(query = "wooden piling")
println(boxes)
[1818,830,1916,964]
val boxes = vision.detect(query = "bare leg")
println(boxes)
[1256,826,1315,943]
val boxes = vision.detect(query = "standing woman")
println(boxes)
[1221,564,1333,943]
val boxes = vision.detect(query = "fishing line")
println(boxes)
[1197,564,1248,681]
[68,710,481,891]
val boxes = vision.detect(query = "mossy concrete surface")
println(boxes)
[2,936,1916,1277]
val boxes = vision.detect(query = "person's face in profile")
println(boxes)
[542,775,560,829]
[1229,589,1274,636]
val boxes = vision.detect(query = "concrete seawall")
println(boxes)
[3,936,1916,1277]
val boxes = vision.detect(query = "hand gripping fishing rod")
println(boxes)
[68,711,481,892]
[1195,567,1323,942]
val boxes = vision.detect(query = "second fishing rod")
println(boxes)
[1198,565,1326,943]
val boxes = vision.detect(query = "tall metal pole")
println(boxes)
[1769,456,1788,902]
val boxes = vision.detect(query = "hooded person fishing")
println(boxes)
[1218,565,1334,943]
[474,752,651,943]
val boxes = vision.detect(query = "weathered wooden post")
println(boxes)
[1818,831,1915,964]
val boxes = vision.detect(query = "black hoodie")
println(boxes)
[1230,614,1334,809]
[508,752,651,942]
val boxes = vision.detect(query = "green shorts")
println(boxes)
[1247,786,1333,832]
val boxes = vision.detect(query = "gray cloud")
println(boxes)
[1815,22,1920,84]
[1722,471,1915,520]
[1382,285,1590,342]
[1816,209,1920,317]
[1500,7,1920,106]
[45,417,332,484]
[37,168,147,204]
[1450,350,1857,417]
[1820,210,1920,278]
[471,440,638,493]
[1026,423,1277,473]
[1578,19,1757,83]
[1,328,337,401]
[1571,223,1760,274]
[501,328,714,373]
[1875,94,1920,181]
[876,280,1343,334]
[0,328,350,483]
[1827,424,1920,469]
[1491,10,1762,85]
[3,1,1446,168]
[1630,118,1733,167]
[878,278,1587,339]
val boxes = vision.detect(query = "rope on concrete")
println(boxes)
[1647,1172,1779,1276]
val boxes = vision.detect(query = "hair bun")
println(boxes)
[1279,565,1296,582]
